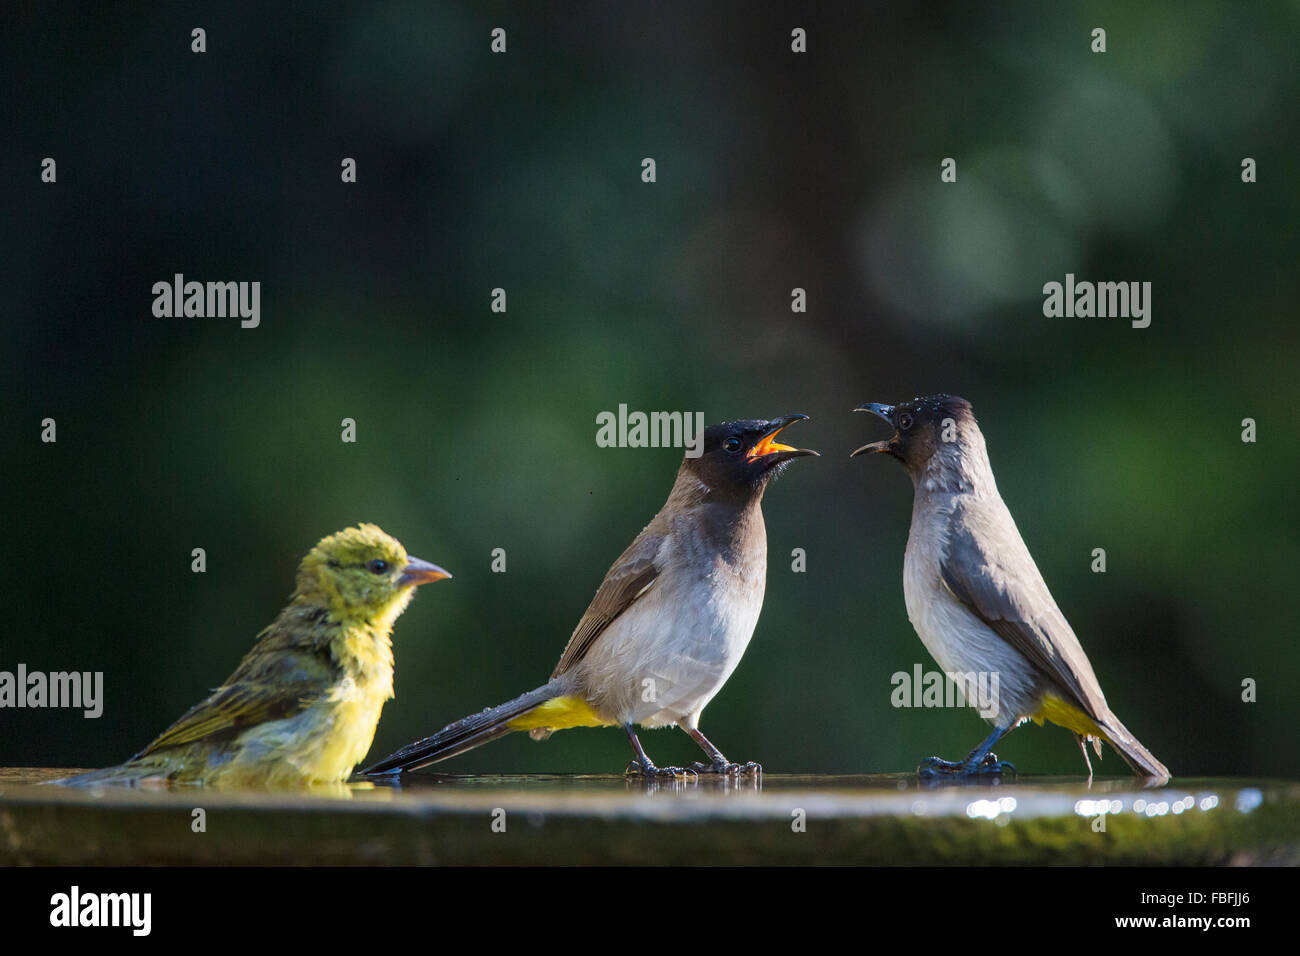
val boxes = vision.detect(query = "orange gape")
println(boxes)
[747,423,799,461]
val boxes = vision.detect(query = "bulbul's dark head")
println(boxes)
[684,415,819,494]
[851,394,977,476]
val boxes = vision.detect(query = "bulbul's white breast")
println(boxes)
[903,489,1040,722]
[903,499,969,674]
[578,516,767,728]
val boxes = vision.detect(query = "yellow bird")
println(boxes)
[56,524,449,787]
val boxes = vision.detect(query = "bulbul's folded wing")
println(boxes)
[938,502,1109,720]
[550,525,663,678]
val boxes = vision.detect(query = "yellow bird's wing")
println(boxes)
[132,678,322,757]
[131,633,339,757]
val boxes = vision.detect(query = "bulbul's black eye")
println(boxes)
[897,412,915,431]
[722,437,743,453]
[366,559,390,575]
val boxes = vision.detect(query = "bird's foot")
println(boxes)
[624,758,697,779]
[918,755,964,773]
[689,759,762,776]
[918,752,1016,779]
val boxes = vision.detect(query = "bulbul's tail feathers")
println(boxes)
[362,681,563,775]
[1099,713,1170,780]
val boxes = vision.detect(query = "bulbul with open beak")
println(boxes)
[365,416,818,778]
[853,395,1169,780]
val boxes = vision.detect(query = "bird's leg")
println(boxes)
[1075,734,1095,781]
[622,724,696,778]
[685,728,761,775]
[919,722,1017,778]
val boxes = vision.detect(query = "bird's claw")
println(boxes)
[689,759,762,776]
[918,756,964,774]
[980,756,1017,775]
[918,752,1016,779]
[624,759,697,779]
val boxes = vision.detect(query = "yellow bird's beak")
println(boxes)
[399,556,452,587]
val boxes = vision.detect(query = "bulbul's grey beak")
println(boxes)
[850,403,897,458]
[749,414,820,462]
[399,556,453,587]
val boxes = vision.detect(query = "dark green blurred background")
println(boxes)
[3,2,1296,777]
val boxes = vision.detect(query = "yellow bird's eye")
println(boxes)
[366,559,390,575]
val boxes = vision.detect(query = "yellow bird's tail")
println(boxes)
[50,760,172,788]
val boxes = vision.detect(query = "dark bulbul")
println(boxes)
[853,395,1169,780]
[365,416,818,778]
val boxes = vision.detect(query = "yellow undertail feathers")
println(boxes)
[1033,692,1106,741]
[506,695,612,732]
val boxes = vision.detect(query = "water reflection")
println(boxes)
[1,769,1292,825]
